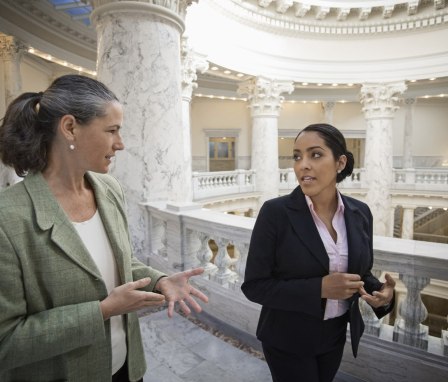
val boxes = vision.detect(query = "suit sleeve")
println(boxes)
[241,202,324,319]
[0,227,106,371]
[360,205,395,319]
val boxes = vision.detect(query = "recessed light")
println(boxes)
[429,77,436,81]
[302,82,308,86]
[347,83,354,86]
[224,70,231,74]
[317,83,323,86]
[332,83,338,87]
[236,73,244,77]
[410,79,417,82]
[211,66,219,71]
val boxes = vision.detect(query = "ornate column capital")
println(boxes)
[0,34,26,62]
[181,36,208,102]
[91,0,198,33]
[237,76,294,117]
[360,82,407,119]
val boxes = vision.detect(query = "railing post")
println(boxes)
[393,274,430,350]
[443,316,448,356]
[197,232,217,278]
[210,237,236,287]
[230,242,249,290]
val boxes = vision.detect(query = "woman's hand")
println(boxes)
[322,272,364,299]
[100,277,165,320]
[155,267,209,318]
[360,273,396,308]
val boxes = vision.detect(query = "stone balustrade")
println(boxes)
[192,169,256,200]
[142,201,448,381]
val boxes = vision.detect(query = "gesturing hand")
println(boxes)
[322,272,364,300]
[155,267,209,318]
[100,277,165,320]
[360,273,395,308]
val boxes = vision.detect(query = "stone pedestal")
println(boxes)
[238,76,293,210]
[360,82,406,236]
[91,0,195,257]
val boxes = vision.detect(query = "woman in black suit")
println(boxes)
[241,123,395,382]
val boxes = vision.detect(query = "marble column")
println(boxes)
[91,0,196,257]
[0,34,25,189]
[322,101,335,125]
[360,82,406,236]
[180,36,208,202]
[403,97,416,169]
[238,76,294,210]
[401,205,415,239]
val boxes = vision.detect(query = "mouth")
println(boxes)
[301,176,316,184]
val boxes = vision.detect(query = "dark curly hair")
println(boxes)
[295,123,354,183]
[0,74,119,176]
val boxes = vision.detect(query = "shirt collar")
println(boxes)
[305,191,345,214]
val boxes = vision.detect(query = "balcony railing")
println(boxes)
[143,202,448,381]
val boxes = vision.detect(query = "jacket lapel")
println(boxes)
[342,195,365,274]
[284,186,329,272]
[24,172,102,279]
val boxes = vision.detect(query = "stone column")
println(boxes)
[322,101,335,125]
[401,206,415,239]
[91,0,196,257]
[238,76,294,210]
[403,98,416,169]
[180,36,208,202]
[360,82,406,236]
[0,34,26,189]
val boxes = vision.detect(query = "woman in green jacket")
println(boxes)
[0,74,208,382]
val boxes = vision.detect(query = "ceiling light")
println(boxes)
[211,66,219,71]
[224,70,231,74]
[28,48,35,53]
[236,73,244,77]
[428,206,433,209]
[347,83,354,86]
[302,82,308,86]
[332,83,338,87]
[410,79,417,82]
[317,83,323,86]
[429,77,436,81]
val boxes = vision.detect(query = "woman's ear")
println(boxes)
[59,115,77,142]
[338,154,347,172]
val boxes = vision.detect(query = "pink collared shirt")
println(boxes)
[305,192,349,320]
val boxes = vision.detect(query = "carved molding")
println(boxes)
[360,82,407,119]
[0,35,26,61]
[238,76,294,117]
[212,0,448,36]
[181,36,209,101]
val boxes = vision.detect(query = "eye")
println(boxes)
[293,154,301,161]
[312,151,322,159]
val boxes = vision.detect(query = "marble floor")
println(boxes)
[139,309,365,382]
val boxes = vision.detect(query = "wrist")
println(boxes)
[154,276,168,294]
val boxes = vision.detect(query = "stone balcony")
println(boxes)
[142,198,448,381]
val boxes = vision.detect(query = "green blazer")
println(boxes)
[0,172,166,382]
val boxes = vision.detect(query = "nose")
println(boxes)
[113,133,125,151]
[300,156,311,170]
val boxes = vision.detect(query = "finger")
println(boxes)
[179,299,192,316]
[184,268,205,278]
[345,273,361,281]
[184,295,202,313]
[358,286,367,295]
[384,273,396,287]
[167,300,175,318]
[190,287,209,303]
[145,292,165,302]
[131,277,151,290]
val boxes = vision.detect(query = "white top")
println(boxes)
[73,210,127,375]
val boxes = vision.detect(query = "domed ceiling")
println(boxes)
[0,0,447,101]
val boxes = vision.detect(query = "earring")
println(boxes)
[69,144,75,150]
[337,170,341,174]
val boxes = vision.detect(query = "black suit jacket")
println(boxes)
[241,186,394,357]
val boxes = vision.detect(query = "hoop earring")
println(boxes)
[69,144,75,151]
